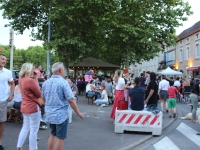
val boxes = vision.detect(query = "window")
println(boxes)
[196,33,199,40]
[186,38,190,44]
[186,47,190,60]
[179,41,182,46]
[179,49,183,61]
[194,43,200,59]
[166,51,175,62]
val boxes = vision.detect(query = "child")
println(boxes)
[94,85,108,107]
[167,80,178,118]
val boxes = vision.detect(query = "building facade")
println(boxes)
[176,20,200,78]
[130,51,164,77]
[130,20,200,78]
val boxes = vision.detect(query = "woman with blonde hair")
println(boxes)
[110,70,128,119]
[16,63,43,150]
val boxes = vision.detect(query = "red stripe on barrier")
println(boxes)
[141,115,151,124]
[126,114,135,124]
[150,115,159,125]
[134,115,143,124]
[118,114,128,123]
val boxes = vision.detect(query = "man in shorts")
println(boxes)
[167,80,178,118]
[0,54,15,150]
[42,62,84,150]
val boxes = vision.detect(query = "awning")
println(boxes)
[187,66,200,71]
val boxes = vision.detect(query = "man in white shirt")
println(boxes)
[174,77,181,87]
[158,75,170,113]
[0,54,15,150]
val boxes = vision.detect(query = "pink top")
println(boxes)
[19,78,42,114]
[35,69,42,78]
[168,87,178,98]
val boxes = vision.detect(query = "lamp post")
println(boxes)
[47,8,51,78]
[9,29,14,72]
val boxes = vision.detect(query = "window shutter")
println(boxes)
[194,45,197,58]
[188,47,190,59]
[183,49,185,61]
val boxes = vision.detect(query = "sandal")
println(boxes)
[191,119,197,123]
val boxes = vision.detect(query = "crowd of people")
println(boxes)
[0,54,84,150]
[0,52,200,150]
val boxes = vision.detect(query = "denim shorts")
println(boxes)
[50,118,69,139]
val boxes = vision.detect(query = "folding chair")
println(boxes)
[183,86,192,103]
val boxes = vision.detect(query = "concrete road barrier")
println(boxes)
[115,108,163,135]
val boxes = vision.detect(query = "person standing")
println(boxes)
[110,70,128,119]
[42,62,84,150]
[16,63,43,150]
[84,69,92,85]
[174,77,181,87]
[0,54,15,150]
[123,69,131,104]
[167,81,178,118]
[145,72,158,107]
[66,79,79,102]
[35,65,43,78]
[158,75,170,112]
[139,73,146,88]
[189,81,200,123]
[105,76,113,103]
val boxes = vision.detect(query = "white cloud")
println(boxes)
[0,10,43,49]
[0,0,199,49]
[175,0,200,35]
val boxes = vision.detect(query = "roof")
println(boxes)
[178,20,200,40]
[159,67,182,75]
[69,57,119,70]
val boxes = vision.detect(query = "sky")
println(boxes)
[0,0,199,49]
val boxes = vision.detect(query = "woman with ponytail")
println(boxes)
[110,70,128,119]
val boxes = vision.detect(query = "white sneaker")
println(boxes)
[101,104,106,107]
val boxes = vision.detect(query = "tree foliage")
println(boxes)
[0,0,193,68]
[0,45,59,70]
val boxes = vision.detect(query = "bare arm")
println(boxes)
[145,89,154,103]
[68,98,84,119]
[101,94,105,99]
[91,85,99,92]
[7,80,15,102]
[121,83,127,90]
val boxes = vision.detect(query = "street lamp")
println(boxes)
[47,8,51,78]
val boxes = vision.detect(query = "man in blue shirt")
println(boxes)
[42,62,84,150]
[129,77,145,111]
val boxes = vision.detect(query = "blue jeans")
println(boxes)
[94,99,108,105]
[87,91,101,100]
[50,118,69,139]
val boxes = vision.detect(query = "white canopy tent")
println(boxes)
[159,67,182,75]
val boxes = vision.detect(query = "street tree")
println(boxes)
[0,0,193,69]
